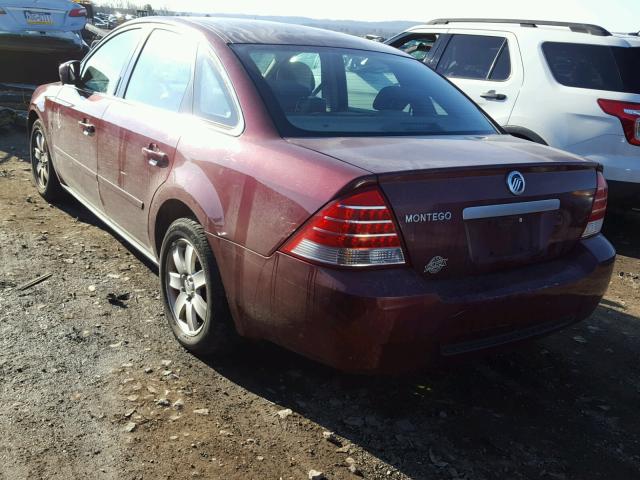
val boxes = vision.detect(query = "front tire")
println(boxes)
[30,119,63,201]
[159,218,236,357]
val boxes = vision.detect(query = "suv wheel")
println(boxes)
[30,119,63,201]
[159,218,236,356]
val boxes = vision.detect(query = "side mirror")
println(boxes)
[59,60,80,85]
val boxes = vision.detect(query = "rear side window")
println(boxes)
[543,42,640,93]
[194,50,239,128]
[436,35,510,81]
[125,29,196,112]
[80,28,142,94]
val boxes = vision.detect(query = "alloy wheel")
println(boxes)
[165,238,209,336]
[32,129,50,190]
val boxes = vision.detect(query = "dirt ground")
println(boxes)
[1,126,639,480]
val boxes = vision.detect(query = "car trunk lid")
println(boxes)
[288,135,598,277]
[379,164,597,278]
[3,2,71,31]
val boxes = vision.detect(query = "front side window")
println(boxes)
[233,44,496,137]
[543,42,640,93]
[80,28,142,94]
[194,49,239,127]
[436,35,509,80]
[394,34,440,61]
[125,29,196,112]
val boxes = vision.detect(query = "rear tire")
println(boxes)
[30,119,63,202]
[159,218,237,357]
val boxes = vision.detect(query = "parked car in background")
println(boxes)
[365,33,385,42]
[0,0,87,83]
[387,19,640,208]
[29,18,614,373]
[0,0,87,51]
[0,0,87,33]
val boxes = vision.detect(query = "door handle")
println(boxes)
[142,144,168,167]
[78,119,95,136]
[480,90,507,101]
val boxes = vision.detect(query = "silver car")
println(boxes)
[0,0,87,33]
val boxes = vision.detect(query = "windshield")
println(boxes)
[232,44,497,137]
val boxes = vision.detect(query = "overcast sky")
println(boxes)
[123,0,640,32]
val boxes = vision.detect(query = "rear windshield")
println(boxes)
[232,44,497,137]
[543,42,640,93]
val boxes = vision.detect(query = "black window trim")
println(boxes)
[426,34,452,69]
[487,39,511,81]
[434,34,513,83]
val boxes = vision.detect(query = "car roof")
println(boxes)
[129,16,406,55]
[404,19,639,47]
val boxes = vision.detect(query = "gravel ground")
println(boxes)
[1,127,639,480]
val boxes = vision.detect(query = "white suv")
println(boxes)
[387,19,640,207]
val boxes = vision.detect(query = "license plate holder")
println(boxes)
[465,212,553,266]
[25,11,53,25]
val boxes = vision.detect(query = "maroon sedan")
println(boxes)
[28,17,614,373]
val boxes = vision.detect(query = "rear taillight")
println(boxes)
[598,99,640,146]
[69,7,87,17]
[281,187,406,267]
[582,172,608,238]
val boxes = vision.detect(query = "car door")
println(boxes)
[97,27,197,249]
[50,27,143,209]
[434,31,523,125]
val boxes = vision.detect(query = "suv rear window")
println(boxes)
[543,42,640,93]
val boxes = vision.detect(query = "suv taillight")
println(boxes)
[582,172,608,238]
[598,99,640,146]
[69,7,86,17]
[280,187,406,267]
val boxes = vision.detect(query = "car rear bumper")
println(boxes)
[246,234,615,373]
[571,134,640,184]
[0,32,84,52]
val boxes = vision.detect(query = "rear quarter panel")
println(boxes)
[156,123,367,257]
[508,33,640,149]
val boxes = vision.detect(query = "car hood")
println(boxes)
[286,134,594,174]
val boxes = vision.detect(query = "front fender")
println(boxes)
[29,83,62,127]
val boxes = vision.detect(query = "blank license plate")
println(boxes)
[25,11,53,25]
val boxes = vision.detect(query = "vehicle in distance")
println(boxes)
[0,0,87,33]
[387,19,640,208]
[29,18,615,373]
[0,0,87,60]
